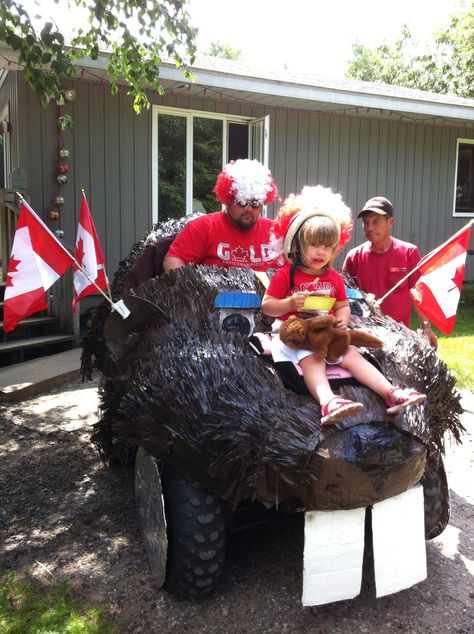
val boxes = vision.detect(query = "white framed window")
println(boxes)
[151,106,269,223]
[453,138,474,217]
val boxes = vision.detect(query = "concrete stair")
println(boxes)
[0,347,82,403]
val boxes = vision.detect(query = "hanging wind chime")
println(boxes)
[50,88,76,220]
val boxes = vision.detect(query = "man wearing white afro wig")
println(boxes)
[164,159,280,272]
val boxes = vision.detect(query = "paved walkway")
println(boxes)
[460,389,474,415]
[0,348,81,403]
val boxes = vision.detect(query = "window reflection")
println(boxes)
[158,114,186,221]
[193,118,223,214]
[455,142,474,214]
[155,109,255,221]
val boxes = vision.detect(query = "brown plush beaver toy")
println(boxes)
[279,314,384,363]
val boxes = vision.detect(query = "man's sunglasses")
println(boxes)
[233,199,262,208]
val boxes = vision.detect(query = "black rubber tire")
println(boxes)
[421,450,450,540]
[161,464,227,598]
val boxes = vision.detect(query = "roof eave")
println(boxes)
[2,44,473,123]
[158,63,474,122]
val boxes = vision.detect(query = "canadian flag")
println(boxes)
[72,193,108,312]
[410,223,472,334]
[3,201,73,333]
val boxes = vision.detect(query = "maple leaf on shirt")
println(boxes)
[231,246,248,261]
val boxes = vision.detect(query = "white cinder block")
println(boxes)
[372,484,427,598]
[302,507,366,606]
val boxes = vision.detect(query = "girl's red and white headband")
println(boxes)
[270,185,353,262]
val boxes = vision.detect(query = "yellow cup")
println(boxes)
[301,295,336,312]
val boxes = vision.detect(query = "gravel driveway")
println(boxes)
[1,376,473,633]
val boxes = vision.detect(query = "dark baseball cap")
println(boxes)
[357,196,394,219]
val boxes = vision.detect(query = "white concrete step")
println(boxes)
[0,347,81,403]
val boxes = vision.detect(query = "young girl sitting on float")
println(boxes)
[262,186,426,425]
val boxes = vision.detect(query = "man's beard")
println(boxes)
[231,216,257,231]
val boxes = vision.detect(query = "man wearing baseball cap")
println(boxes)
[342,196,437,348]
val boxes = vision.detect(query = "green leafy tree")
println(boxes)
[346,4,474,98]
[157,114,186,219]
[157,116,222,219]
[347,25,418,85]
[420,3,474,97]
[206,40,241,60]
[192,117,222,212]
[0,0,197,111]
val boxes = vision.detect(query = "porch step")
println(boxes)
[0,334,76,355]
[0,347,81,403]
[0,315,56,329]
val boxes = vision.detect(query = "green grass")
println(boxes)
[436,282,474,392]
[413,282,474,392]
[0,573,117,634]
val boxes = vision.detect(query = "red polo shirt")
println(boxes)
[343,238,421,326]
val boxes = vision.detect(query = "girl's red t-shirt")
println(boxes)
[267,264,347,321]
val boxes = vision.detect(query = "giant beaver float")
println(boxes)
[81,215,464,599]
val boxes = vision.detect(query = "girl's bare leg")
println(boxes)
[340,346,392,397]
[300,353,365,424]
[299,354,335,406]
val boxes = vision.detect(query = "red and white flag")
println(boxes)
[72,192,108,312]
[3,201,73,333]
[410,223,472,334]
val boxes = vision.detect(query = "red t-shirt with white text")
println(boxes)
[267,264,347,321]
[342,238,421,326]
[166,211,279,271]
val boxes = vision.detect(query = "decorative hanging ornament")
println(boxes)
[57,163,69,174]
[53,195,65,206]
[49,210,60,220]
[64,88,76,102]
[59,148,70,159]
[57,175,68,185]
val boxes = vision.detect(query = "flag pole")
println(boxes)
[80,187,113,301]
[374,220,474,308]
[17,193,76,261]
[416,218,474,266]
[71,256,114,305]
[16,193,127,316]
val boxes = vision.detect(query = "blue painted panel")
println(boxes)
[345,287,363,299]
[214,291,262,309]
